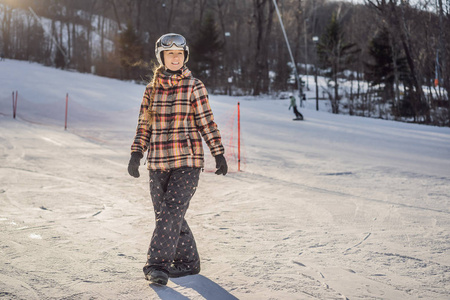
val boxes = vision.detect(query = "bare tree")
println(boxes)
[252,0,275,95]
[0,4,13,58]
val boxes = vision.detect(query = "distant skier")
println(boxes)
[0,52,5,61]
[289,93,303,120]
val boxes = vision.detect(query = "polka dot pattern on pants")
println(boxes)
[143,167,201,274]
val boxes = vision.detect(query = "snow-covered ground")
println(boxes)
[1,60,449,299]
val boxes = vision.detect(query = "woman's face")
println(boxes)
[163,50,184,71]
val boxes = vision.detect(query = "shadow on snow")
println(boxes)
[150,275,238,300]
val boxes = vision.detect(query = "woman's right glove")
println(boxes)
[128,152,143,178]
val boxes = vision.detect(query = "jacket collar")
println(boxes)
[158,66,191,89]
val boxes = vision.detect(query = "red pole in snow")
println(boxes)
[65,93,68,130]
[12,92,15,119]
[12,91,18,119]
[238,102,241,172]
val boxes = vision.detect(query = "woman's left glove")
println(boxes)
[128,152,143,178]
[215,154,228,175]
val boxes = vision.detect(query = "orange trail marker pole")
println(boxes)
[12,91,15,119]
[65,93,68,130]
[238,102,241,172]
[12,91,18,119]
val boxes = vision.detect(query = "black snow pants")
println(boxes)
[143,167,201,275]
[293,106,303,119]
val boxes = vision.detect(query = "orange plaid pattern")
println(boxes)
[131,67,224,170]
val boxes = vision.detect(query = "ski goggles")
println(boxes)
[158,34,187,49]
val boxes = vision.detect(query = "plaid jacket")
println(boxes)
[131,67,224,170]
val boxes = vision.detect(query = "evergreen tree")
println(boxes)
[118,23,143,80]
[272,44,290,92]
[28,22,46,63]
[54,45,67,69]
[190,12,224,90]
[365,27,409,117]
[317,12,360,114]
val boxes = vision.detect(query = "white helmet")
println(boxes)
[155,33,189,66]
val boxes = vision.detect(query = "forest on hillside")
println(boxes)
[0,0,449,126]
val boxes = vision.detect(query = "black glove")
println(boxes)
[128,152,143,178]
[215,154,228,176]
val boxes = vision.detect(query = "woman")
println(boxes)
[127,33,227,285]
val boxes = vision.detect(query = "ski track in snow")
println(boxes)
[0,60,449,299]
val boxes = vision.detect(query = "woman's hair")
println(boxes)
[146,64,165,125]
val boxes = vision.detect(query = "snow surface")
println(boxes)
[1,59,449,299]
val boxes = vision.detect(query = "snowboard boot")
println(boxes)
[145,268,169,285]
[168,260,200,278]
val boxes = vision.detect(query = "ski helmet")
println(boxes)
[155,33,189,66]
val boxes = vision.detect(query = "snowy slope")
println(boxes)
[1,59,449,299]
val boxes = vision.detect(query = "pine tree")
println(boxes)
[317,12,360,114]
[55,45,67,69]
[190,12,224,90]
[118,23,143,80]
[365,27,409,117]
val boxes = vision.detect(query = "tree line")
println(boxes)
[0,0,448,126]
